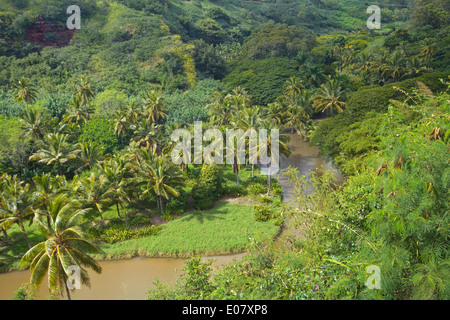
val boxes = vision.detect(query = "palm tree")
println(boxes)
[124,99,140,126]
[236,107,263,177]
[19,108,49,141]
[131,118,160,150]
[0,175,35,248]
[283,76,304,100]
[73,76,94,121]
[32,173,68,228]
[406,56,427,78]
[420,39,437,70]
[207,91,235,126]
[381,50,406,82]
[284,103,310,135]
[111,109,129,145]
[63,96,89,125]
[313,79,346,114]
[151,155,185,215]
[20,193,102,300]
[73,172,113,226]
[29,133,78,175]
[129,148,184,215]
[13,77,37,110]
[263,100,284,125]
[227,87,252,111]
[98,154,130,221]
[75,141,105,172]
[255,121,291,195]
[304,64,326,87]
[143,90,167,124]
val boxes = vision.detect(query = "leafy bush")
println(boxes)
[165,189,190,215]
[247,182,266,195]
[78,117,120,154]
[192,164,224,209]
[224,184,247,197]
[253,204,272,222]
[223,57,298,105]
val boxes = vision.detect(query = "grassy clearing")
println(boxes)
[94,201,280,260]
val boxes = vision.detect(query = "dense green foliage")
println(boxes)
[0,0,449,301]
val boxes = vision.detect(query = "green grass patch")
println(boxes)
[94,201,280,260]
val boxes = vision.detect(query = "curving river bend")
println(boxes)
[0,133,342,300]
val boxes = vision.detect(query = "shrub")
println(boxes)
[165,189,190,215]
[224,184,247,197]
[192,164,224,209]
[223,57,298,105]
[253,205,272,222]
[247,182,266,195]
[78,117,120,154]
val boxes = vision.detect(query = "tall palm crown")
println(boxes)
[13,77,37,107]
[20,193,102,300]
[0,175,35,248]
[207,91,235,126]
[19,108,49,141]
[73,172,113,226]
[29,133,78,174]
[143,90,167,124]
[73,76,94,120]
[313,78,346,114]
[128,147,185,214]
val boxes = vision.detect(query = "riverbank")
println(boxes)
[92,200,281,261]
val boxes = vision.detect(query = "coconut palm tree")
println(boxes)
[129,147,184,215]
[32,173,68,228]
[98,154,130,221]
[20,193,102,300]
[151,155,185,215]
[255,121,291,195]
[73,76,94,120]
[313,79,346,114]
[63,96,89,125]
[0,175,35,248]
[283,76,304,100]
[406,56,427,78]
[73,172,113,226]
[75,141,105,172]
[143,90,167,124]
[236,106,263,177]
[263,100,285,125]
[111,108,129,145]
[420,39,437,70]
[13,77,37,110]
[284,103,310,135]
[207,91,235,126]
[124,99,140,126]
[29,133,78,175]
[381,50,406,82]
[19,108,49,141]
[304,64,327,88]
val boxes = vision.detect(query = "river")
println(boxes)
[0,133,342,300]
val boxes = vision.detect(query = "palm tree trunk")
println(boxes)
[252,164,254,177]
[160,197,164,215]
[266,165,272,196]
[19,222,31,249]
[2,227,10,243]
[64,277,72,300]
[46,214,52,229]
[116,203,121,218]
[99,213,106,227]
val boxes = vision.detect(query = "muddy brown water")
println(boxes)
[0,133,342,300]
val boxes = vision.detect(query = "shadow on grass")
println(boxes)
[180,201,233,224]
